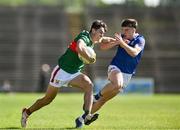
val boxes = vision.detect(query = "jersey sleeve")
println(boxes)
[79,35,89,45]
[135,36,145,50]
[74,34,89,46]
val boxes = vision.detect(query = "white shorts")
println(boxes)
[49,65,82,88]
[108,65,132,88]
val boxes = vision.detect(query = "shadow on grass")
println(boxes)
[0,127,82,130]
[0,127,21,129]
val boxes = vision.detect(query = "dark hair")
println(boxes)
[121,19,138,29]
[90,20,107,32]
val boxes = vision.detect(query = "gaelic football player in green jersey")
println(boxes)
[21,20,116,128]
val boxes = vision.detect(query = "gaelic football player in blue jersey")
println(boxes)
[92,18,145,115]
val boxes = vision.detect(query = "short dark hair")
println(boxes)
[121,19,138,29]
[90,20,107,32]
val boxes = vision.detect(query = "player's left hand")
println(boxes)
[114,33,124,43]
[115,33,130,45]
[123,39,130,44]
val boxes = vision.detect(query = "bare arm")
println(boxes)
[99,36,118,50]
[115,33,142,57]
[76,39,96,63]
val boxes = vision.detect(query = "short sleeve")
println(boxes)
[79,35,88,45]
[135,36,145,50]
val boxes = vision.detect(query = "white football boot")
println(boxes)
[21,108,29,128]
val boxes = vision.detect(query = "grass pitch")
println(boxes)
[0,93,180,130]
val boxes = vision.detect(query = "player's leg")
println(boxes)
[21,84,59,127]
[27,85,59,114]
[69,74,93,113]
[91,69,123,113]
[69,74,98,127]
[21,65,61,128]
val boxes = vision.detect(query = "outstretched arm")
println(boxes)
[99,36,118,50]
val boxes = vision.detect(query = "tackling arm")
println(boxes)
[99,36,118,50]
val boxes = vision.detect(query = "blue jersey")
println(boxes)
[110,34,145,74]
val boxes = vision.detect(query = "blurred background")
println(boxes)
[0,0,180,93]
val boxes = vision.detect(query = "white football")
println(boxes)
[78,46,96,64]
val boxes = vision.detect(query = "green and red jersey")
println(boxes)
[58,30,94,74]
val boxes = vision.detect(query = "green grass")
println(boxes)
[0,93,180,130]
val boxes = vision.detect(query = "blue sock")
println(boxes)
[94,92,102,100]
[82,110,89,119]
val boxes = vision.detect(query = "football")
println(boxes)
[78,46,96,64]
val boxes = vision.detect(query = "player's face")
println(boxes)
[122,27,135,39]
[92,27,106,43]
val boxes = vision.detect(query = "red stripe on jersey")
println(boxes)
[50,67,60,82]
[69,41,77,53]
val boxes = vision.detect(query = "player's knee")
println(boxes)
[81,76,93,92]
[113,83,123,92]
[114,84,122,89]
[111,79,123,89]
[84,82,93,92]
